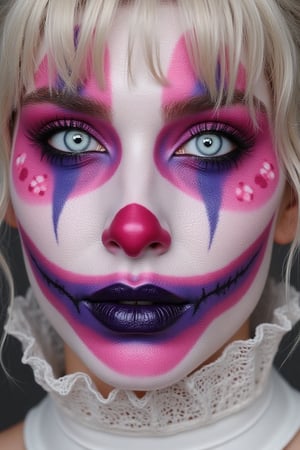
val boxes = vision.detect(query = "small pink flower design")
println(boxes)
[260,161,275,181]
[236,182,254,202]
[28,174,48,196]
[255,161,275,188]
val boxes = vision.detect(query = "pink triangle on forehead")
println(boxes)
[227,62,247,92]
[161,35,248,107]
[83,46,112,108]
[34,56,50,89]
[162,35,203,107]
[33,46,112,109]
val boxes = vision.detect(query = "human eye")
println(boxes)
[174,122,255,170]
[49,128,103,154]
[176,131,234,158]
[28,118,106,165]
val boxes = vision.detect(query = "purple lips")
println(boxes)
[82,284,190,333]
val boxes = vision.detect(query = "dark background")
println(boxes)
[0,226,300,431]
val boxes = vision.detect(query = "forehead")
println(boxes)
[34,4,187,93]
[32,2,270,112]
[106,4,185,80]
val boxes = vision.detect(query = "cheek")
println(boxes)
[155,120,280,248]
[155,136,279,213]
[11,127,120,236]
[12,134,119,202]
[226,156,277,210]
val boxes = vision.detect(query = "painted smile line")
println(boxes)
[19,218,272,336]
[29,246,260,334]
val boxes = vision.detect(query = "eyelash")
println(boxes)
[28,118,255,171]
[175,122,256,171]
[27,118,101,166]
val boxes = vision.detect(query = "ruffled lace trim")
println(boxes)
[5,280,300,436]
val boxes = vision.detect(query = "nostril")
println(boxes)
[106,241,120,253]
[149,242,166,252]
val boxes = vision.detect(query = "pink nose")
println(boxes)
[102,203,171,257]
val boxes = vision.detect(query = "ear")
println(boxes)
[274,183,298,245]
[4,201,18,228]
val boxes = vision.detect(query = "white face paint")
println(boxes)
[10,4,284,390]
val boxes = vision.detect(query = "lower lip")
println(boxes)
[83,302,190,333]
[19,218,272,377]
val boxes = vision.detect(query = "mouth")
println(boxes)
[81,284,191,333]
[30,247,260,334]
[19,219,271,337]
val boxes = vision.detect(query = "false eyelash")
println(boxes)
[189,121,256,150]
[174,121,256,172]
[27,118,99,166]
[179,147,254,173]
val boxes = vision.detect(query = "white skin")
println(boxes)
[9,4,290,393]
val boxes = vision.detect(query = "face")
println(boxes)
[10,5,285,390]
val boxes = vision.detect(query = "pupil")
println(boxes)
[73,134,83,144]
[203,137,213,147]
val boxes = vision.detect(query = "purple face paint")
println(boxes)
[160,37,228,246]
[13,103,121,239]
[197,172,226,247]
[10,7,285,390]
[19,218,270,343]
[52,167,80,240]
[155,106,278,237]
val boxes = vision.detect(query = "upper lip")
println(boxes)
[20,217,271,316]
[30,246,260,314]
[81,283,187,305]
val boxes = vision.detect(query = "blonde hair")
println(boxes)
[0,0,300,302]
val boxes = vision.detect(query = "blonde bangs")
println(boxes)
[178,0,296,119]
[0,0,296,114]
[0,0,300,290]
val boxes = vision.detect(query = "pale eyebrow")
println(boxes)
[22,87,111,120]
[163,92,265,122]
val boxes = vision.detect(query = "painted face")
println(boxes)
[10,5,285,390]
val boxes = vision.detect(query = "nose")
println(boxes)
[102,203,171,257]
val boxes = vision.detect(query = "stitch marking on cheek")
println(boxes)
[236,182,254,202]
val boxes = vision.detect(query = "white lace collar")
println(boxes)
[5,280,300,436]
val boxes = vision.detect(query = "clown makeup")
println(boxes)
[10,5,285,390]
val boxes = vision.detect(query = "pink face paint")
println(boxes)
[160,38,276,246]
[13,107,121,238]
[155,106,279,250]
[155,107,278,210]
[13,47,123,239]
[19,216,270,377]
[13,47,118,239]
[162,36,207,106]
[10,5,285,390]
